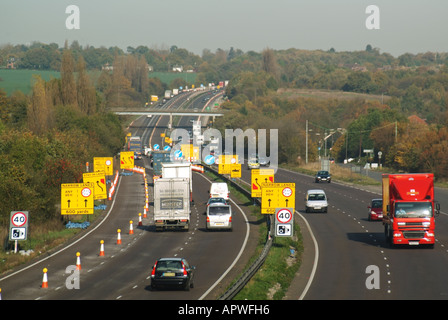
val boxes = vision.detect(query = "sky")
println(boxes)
[1,0,448,57]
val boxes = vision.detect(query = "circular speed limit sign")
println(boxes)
[282,187,293,197]
[276,208,292,224]
[81,187,92,198]
[11,211,28,227]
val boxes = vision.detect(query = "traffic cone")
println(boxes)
[99,240,105,256]
[143,207,147,218]
[129,220,134,234]
[117,229,122,244]
[0,288,2,300]
[76,252,81,270]
[138,213,143,226]
[42,268,49,288]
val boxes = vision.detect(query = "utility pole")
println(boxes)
[306,120,308,164]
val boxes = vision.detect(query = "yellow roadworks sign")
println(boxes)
[83,172,107,200]
[251,169,275,198]
[230,163,241,178]
[261,182,295,214]
[94,157,114,176]
[61,183,94,215]
[120,151,134,169]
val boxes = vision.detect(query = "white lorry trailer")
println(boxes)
[162,163,193,203]
[153,177,191,231]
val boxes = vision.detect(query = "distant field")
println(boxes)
[149,71,197,86]
[0,69,60,95]
[277,88,391,102]
[0,69,197,96]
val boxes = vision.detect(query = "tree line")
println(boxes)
[0,46,124,240]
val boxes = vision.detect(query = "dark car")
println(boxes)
[150,258,195,290]
[368,199,383,221]
[315,170,331,183]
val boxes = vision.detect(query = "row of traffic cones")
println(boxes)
[40,251,81,288]
[39,170,150,290]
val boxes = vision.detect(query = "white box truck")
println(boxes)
[164,90,172,99]
[162,163,193,203]
[153,178,191,231]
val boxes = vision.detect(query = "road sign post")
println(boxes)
[9,211,29,252]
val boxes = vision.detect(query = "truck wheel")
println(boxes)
[385,226,394,248]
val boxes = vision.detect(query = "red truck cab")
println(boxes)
[382,173,440,248]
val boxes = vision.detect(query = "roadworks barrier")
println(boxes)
[108,170,120,200]
[65,221,90,229]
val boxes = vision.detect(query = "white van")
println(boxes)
[209,182,230,200]
[206,203,232,230]
[305,189,328,213]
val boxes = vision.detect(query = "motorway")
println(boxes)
[2,87,448,300]
[0,89,257,300]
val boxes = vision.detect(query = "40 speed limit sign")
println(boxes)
[9,211,29,240]
[274,208,294,237]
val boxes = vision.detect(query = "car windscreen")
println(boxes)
[372,200,382,208]
[308,194,326,201]
[209,206,230,215]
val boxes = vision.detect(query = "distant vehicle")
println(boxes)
[164,90,172,99]
[305,189,328,213]
[206,197,227,207]
[206,203,232,230]
[150,257,195,290]
[368,198,383,221]
[209,182,229,200]
[258,156,270,166]
[247,158,260,169]
[128,136,142,159]
[151,150,172,180]
[315,170,331,183]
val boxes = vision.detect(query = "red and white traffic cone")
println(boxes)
[138,213,143,226]
[76,252,81,270]
[42,268,49,288]
[117,229,122,244]
[129,221,134,235]
[99,240,105,256]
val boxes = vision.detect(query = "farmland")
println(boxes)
[0,69,197,96]
[0,69,60,95]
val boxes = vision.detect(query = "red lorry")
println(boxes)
[382,173,440,248]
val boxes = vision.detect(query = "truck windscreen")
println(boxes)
[394,202,433,218]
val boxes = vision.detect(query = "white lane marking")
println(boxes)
[197,173,250,301]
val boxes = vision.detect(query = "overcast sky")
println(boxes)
[1,0,447,57]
